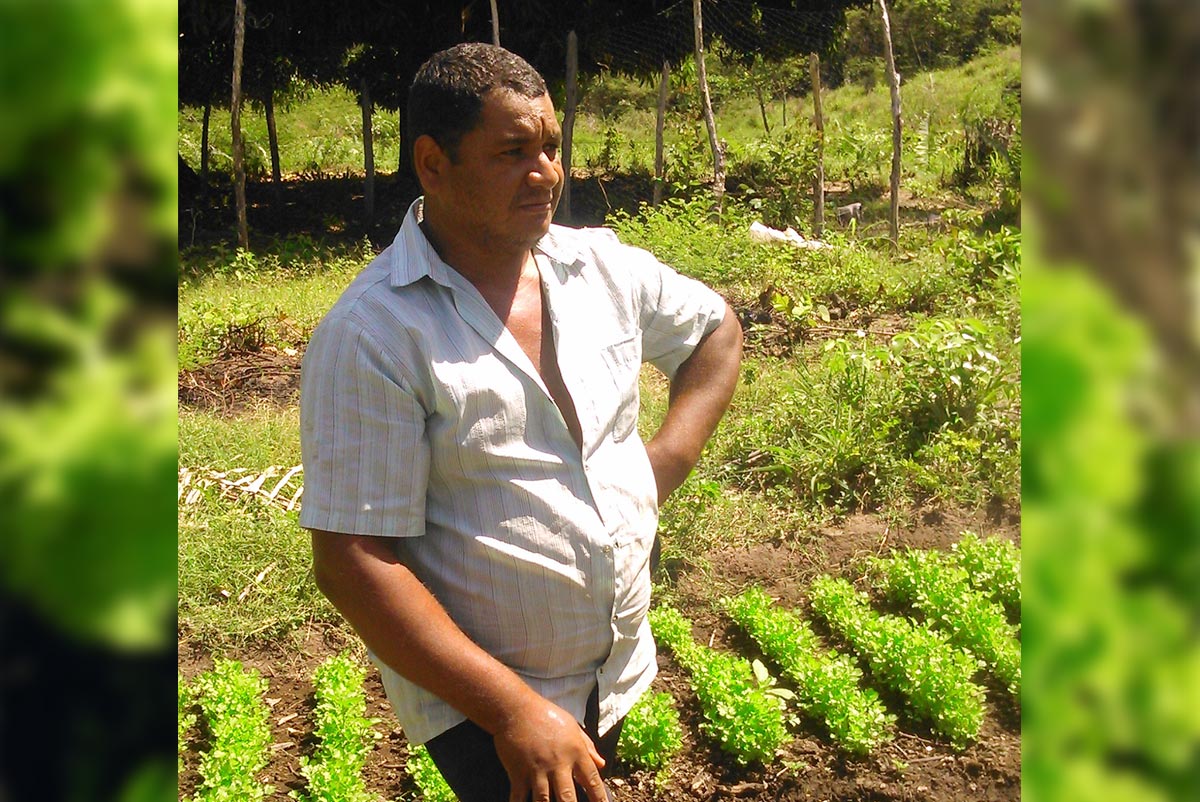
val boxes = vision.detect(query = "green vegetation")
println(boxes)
[189,659,275,802]
[808,576,986,749]
[405,745,456,802]
[179,237,373,370]
[724,587,895,755]
[872,549,1021,695]
[179,672,198,775]
[649,605,790,765]
[949,531,1021,618]
[617,690,685,771]
[294,653,380,802]
[177,45,1024,792]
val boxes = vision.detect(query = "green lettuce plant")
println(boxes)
[724,587,895,754]
[649,604,790,765]
[808,576,985,748]
[617,690,684,771]
[949,531,1021,619]
[191,658,274,801]
[293,652,379,802]
[872,548,1021,695]
[406,744,455,802]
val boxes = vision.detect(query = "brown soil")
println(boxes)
[178,511,1019,802]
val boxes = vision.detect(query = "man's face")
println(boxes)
[436,89,564,252]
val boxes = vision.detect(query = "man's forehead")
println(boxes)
[478,89,560,135]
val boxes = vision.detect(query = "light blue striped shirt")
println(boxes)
[299,199,726,743]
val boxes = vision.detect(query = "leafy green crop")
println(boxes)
[950,531,1021,619]
[872,549,1021,695]
[649,604,790,764]
[406,744,455,802]
[179,672,198,776]
[293,653,379,802]
[808,576,986,748]
[617,690,684,771]
[191,658,274,801]
[724,587,895,754]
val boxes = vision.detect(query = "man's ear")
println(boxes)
[412,135,449,192]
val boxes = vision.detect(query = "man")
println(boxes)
[300,43,741,802]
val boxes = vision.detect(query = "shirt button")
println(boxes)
[602,545,613,556]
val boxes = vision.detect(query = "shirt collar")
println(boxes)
[389,196,584,288]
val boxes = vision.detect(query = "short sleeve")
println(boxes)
[299,314,430,537]
[621,243,727,379]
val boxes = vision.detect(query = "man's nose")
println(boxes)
[528,151,559,187]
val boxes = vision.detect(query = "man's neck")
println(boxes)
[420,208,532,292]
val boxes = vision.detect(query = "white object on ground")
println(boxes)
[748,221,831,250]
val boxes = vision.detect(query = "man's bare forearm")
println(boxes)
[310,529,538,732]
[309,530,610,802]
[645,303,743,504]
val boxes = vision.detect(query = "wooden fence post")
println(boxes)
[810,53,825,238]
[560,30,578,222]
[879,0,902,250]
[693,0,725,210]
[654,60,670,206]
[231,0,248,249]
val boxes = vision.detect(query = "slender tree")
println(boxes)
[231,0,248,248]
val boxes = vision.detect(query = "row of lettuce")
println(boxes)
[178,532,1018,797]
[179,653,454,802]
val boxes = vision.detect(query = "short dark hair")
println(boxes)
[408,43,547,166]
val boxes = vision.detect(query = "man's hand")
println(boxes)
[493,696,608,802]
[645,303,743,504]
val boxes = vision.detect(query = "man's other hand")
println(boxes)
[493,696,608,802]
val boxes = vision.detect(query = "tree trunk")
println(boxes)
[692,0,724,210]
[560,30,578,223]
[810,53,825,238]
[398,101,408,175]
[490,0,500,45]
[878,0,902,250]
[781,94,787,128]
[754,78,770,135]
[653,60,670,207]
[231,0,248,249]
[265,85,282,191]
[361,77,375,222]
[200,100,211,181]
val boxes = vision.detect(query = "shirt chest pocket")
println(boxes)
[592,336,642,443]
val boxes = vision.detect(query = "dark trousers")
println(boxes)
[423,685,623,802]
